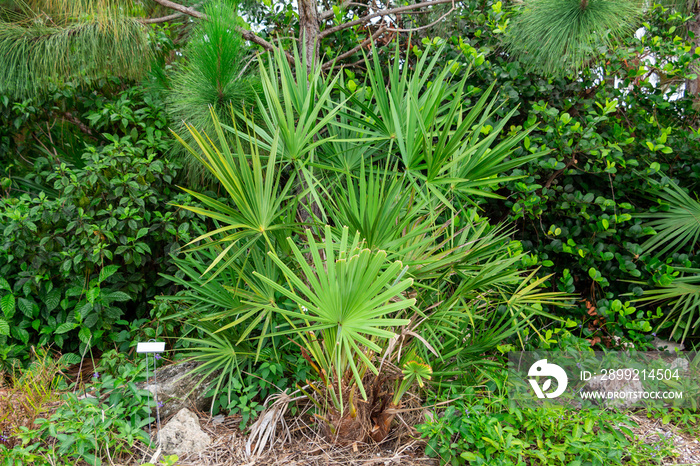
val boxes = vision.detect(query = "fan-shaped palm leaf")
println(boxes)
[172,110,297,282]
[635,271,700,342]
[635,178,700,341]
[357,44,545,207]
[253,226,415,404]
[639,178,700,257]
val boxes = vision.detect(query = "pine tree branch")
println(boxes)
[235,26,280,55]
[318,0,352,21]
[147,0,289,60]
[386,3,454,32]
[318,0,454,39]
[142,12,187,23]
[142,2,205,24]
[321,26,386,69]
[149,0,206,19]
[61,111,94,136]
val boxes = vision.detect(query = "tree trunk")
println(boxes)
[296,0,322,225]
[299,0,320,68]
[686,3,700,114]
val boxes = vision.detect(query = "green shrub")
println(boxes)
[432,1,700,344]
[0,86,202,366]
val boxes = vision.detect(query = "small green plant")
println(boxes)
[140,454,180,466]
[2,356,154,466]
[645,405,700,437]
[417,393,675,465]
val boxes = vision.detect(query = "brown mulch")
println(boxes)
[130,404,439,466]
[138,408,700,466]
[627,412,700,465]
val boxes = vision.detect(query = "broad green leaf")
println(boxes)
[55,323,77,334]
[1,294,15,319]
[18,298,35,318]
[99,265,120,283]
[44,289,61,312]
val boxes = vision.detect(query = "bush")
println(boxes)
[0,86,202,366]
[432,1,700,344]
[0,352,154,466]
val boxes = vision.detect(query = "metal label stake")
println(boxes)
[137,340,165,450]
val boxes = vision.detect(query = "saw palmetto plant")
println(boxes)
[255,226,417,444]
[164,43,572,446]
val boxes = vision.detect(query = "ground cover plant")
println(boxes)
[0,348,155,465]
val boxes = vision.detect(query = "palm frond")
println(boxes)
[634,178,700,342]
[634,271,700,342]
[253,226,415,405]
[639,178,700,257]
[180,322,254,413]
[326,164,431,254]
[172,109,298,281]
[358,44,544,206]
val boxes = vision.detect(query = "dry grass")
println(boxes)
[0,348,65,450]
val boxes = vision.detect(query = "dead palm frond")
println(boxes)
[245,390,298,459]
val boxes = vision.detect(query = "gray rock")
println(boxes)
[653,337,685,353]
[582,368,644,409]
[158,408,212,456]
[141,361,219,419]
[670,357,690,372]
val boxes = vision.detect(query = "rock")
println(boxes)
[670,357,690,372]
[140,361,219,419]
[158,408,211,456]
[653,338,685,353]
[582,369,644,410]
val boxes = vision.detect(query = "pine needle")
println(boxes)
[164,0,261,188]
[504,0,643,77]
[0,0,151,97]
